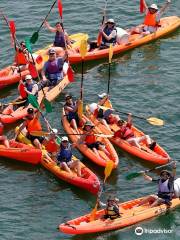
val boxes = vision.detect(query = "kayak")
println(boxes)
[68,16,180,63]
[0,33,87,89]
[0,139,42,164]
[16,127,100,194]
[0,75,70,124]
[61,109,119,168]
[59,196,180,234]
[86,105,170,165]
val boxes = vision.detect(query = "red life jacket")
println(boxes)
[85,134,96,144]
[15,50,28,65]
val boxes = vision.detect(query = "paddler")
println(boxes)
[0,121,9,148]
[114,113,156,150]
[98,196,121,219]
[138,161,176,207]
[77,121,109,158]
[41,48,67,88]
[131,0,171,35]
[56,136,81,177]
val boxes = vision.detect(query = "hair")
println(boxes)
[55,22,63,28]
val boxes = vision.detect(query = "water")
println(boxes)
[0,0,180,239]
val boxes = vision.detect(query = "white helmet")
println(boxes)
[89,103,98,113]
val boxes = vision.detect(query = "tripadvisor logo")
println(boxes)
[135,227,143,236]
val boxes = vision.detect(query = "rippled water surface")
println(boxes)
[0,0,180,239]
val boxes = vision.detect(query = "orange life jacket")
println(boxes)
[18,83,27,99]
[103,99,112,109]
[26,117,42,134]
[44,139,58,153]
[15,50,28,65]
[85,133,96,145]
[144,12,158,27]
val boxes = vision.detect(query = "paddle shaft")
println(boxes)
[115,109,152,121]
[144,161,173,174]
[80,60,84,100]
[107,62,111,94]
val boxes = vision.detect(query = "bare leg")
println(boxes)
[99,144,110,156]
[71,119,79,134]
[60,162,72,174]
[70,160,81,177]
[138,195,157,206]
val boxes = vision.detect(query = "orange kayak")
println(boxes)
[41,156,100,195]
[0,139,42,164]
[0,75,70,124]
[68,16,180,64]
[59,196,180,234]
[16,127,100,194]
[61,109,119,168]
[86,106,170,165]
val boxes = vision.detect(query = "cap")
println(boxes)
[65,94,72,100]
[48,48,56,55]
[84,121,94,127]
[61,136,69,142]
[27,108,34,114]
[89,103,98,113]
[106,19,115,24]
[25,74,32,81]
[52,128,58,134]
[149,4,158,10]
[98,93,108,99]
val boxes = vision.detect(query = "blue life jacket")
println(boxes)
[57,143,72,163]
[44,58,64,83]
[25,81,38,96]
[64,101,77,119]
[102,26,117,45]
[54,31,66,48]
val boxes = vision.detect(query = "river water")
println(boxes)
[0,0,180,239]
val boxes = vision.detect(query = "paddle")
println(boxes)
[30,130,113,138]
[78,39,88,119]
[98,105,164,126]
[30,0,57,44]
[25,38,52,113]
[0,99,27,107]
[140,0,146,13]
[89,159,114,221]
[107,43,113,95]
[97,0,108,46]
[126,161,174,180]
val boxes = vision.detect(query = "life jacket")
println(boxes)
[25,80,38,95]
[57,143,72,163]
[26,117,42,134]
[102,26,117,45]
[115,124,134,140]
[54,31,65,48]
[44,58,64,82]
[144,11,158,27]
[15,50,28,65]
[103,99,112,109]
[105,204,120,219]
[85,133,96,145]
[18,83,27,99]
[44,139,58,153]
[158,178,174,195]
[64,101,77,119]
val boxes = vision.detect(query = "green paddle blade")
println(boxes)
[56,136,61,145]
[43,98,52,113]
[28,94,39,109]
[30,31,39,44]
[25,37,32,53]
[125,172,143,180]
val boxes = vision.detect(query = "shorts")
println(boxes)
[87,141,103,150]
[158,193,172,204]
[27,133,45,143]
[67,113,79,124]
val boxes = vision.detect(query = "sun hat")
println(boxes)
[48,48,56,55]
[98,93,108,99]
[25,75,32,81]
[83,121,94,128]
[149,3,158,10]
[61,136,69,142]
[65,94,72,100]
[106,19,115,24]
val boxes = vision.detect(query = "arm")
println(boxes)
[44,20,56,33]
[172,161,176,177]
[127,113,132,126]
[31,84,39,96]
[41,63,48,81]
[101,29,116,41]
[160,0,171,15]
[143,173,153,181]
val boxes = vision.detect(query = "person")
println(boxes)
[114,113,156,150]
[98,196,121,219]
[131,0,171,35]
[44,21,72,49]
[41,48,67,88]
[43,129,60,159]
[77,121,110,158]
[64,94,80,133]
[0,121,10,148]
[98,93,112,108]
[99,19,117,49]
[24,74,39,96]
[138,161,176,207]
[56,136,81,176]
[11,41,30,74]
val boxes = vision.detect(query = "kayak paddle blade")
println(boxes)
[58,0,63,19]
[28,94,39,109]
[109,43,113,63]
[89,203,98,222]
[104,160,114,183]
[43,98,52,113]
[30,31,39,44]
[67,66,75,82]
[147,117,164,126]
[80,39,88,59]
[25,37,32,53]
[56,136,61,145]
[77,100,83,119]
[125,172,142,180]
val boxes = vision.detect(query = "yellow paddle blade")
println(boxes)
[104,160,114,183]
[89,203,98,222]
[78,99,83,119]
[79,39,88,59]
[109,43,113,63]
[30,131,50,137]
[147,117,164,126]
